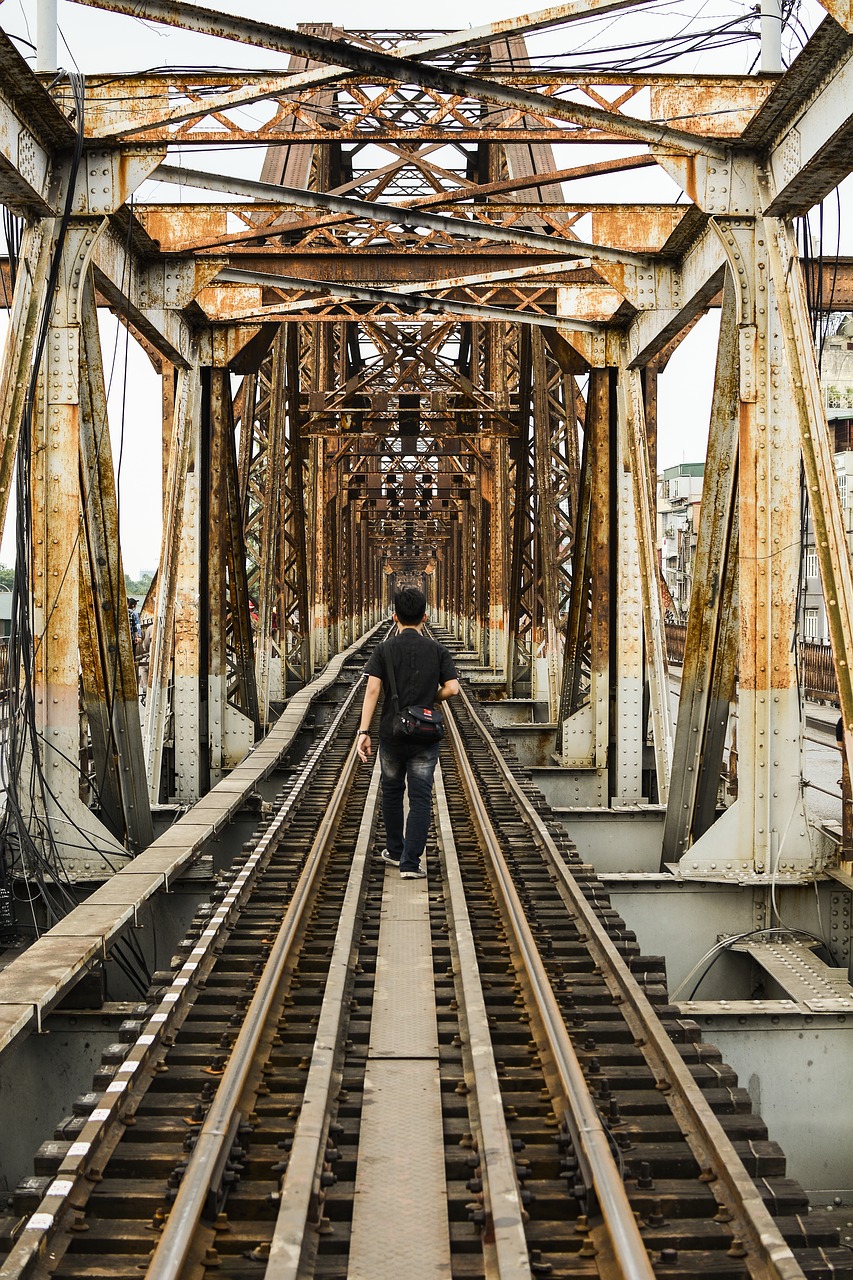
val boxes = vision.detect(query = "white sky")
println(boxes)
[0,0,846,573]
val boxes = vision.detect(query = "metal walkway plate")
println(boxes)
[731,939,853,1010]
[348,866,451,1279]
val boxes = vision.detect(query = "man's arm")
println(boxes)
[357,675,383,761]
[436,678,460,702]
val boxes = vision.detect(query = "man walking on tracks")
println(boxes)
[356,587,459,878]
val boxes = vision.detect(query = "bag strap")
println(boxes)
[383,632,401,712]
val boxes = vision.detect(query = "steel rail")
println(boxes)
[433,761,534,1280]
[0,672,368,1280]
[444,704,657,1280]
[264,755,381,1277]
[456,685,809,1280]
[146,732,367,1280]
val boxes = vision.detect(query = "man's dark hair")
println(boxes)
[394,586,426,625]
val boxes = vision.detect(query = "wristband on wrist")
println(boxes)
[357,729,370,736]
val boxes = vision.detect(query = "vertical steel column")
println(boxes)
[662,273,740,867]
[145,355,200,804]
[452,514,464,640]
[613,358,644,805]
[253,335,285,720]
[557,367,611,802]
[29,219,129,872]
[281,325,311,691]
[0,223,53,538]
[559,414,593,731]
[469,485,481,659]
[762,204,853,794]
[78,278,153,849]
[207,368,259,779]
[589,370,612,797]
[204,369,225,789]
[486,436,510,676]
[171,366,205,801]
[485,322,510,671]
[507,325,533,695]
[531,330,562,722]
[617,354,673,801]
[683,218,812,877]
[478,495,490,664]
[308,434,329,671]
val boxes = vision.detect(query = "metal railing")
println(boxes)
[665,621,687,665]
[665,625,840,704]
[798,641,839,702]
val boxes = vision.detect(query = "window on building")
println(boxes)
[806,550,818,579]
[838,471,848,506]
[804,608,819,641]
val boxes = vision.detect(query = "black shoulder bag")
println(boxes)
[384,635,445,744]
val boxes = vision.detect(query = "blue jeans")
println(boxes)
[378,740,441,872]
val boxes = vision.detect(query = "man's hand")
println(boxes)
[357,732,372,763]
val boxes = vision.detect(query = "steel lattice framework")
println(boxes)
[1,0,853,891]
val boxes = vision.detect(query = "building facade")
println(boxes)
[800,319,853,645]
[656,462,704,620]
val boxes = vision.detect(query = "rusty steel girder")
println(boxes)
[4,0,853,889]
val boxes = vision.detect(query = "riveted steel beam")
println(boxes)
[675,217,813,880]
[79,277,154,850]
[0,223,55,537]
[662,272,740,867]
[0,29,70,214]
[144,357,201,803]
[154,165,656,266]
[617,356,673,801]
[761,195,853,793]
[763,30,853,215]
[68,0,729,157]
[216,266,582,331]
[81,0,656,138]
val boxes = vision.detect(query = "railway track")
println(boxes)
[0,634,850,1279]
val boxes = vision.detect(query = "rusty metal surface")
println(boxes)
[135,199,679,259]
[662,273,740,866]
[66,0,736,156]
[72,62,771,149]
[78,278,154,849]
[618,359,673,800]
[0,224,54,539]
[144,358,200,803]
[763,205,853,789]
[2,0,853,891]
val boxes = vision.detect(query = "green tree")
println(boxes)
[124,571,154,601]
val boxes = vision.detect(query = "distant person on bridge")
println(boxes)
[356,587,460,879]
[127,597,141,657]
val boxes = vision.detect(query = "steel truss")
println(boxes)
[0,1,853,891]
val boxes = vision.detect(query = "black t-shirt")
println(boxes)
[364,629,458,741]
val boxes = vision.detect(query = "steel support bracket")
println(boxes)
[554,324,618,369]
[653,149,756,218]
[595,260,683,312]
